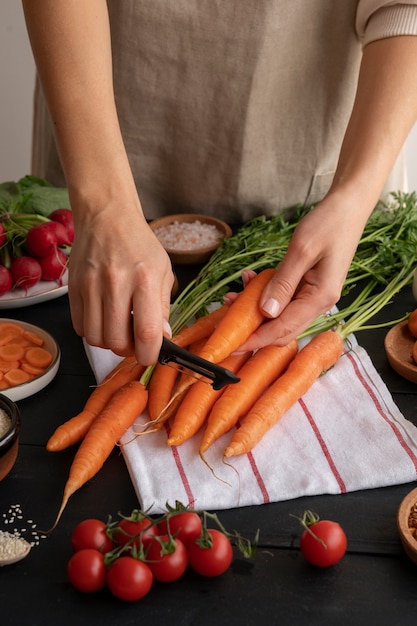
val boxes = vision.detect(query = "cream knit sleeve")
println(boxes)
[357,1,417,45]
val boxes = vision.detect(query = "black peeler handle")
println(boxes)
[158,337,240,390]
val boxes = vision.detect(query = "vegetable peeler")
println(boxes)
[158,337,240,390]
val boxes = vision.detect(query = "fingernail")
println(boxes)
[163,319,172,338]
[263,298,280,317]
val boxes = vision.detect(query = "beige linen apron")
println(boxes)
[31,0,407,221]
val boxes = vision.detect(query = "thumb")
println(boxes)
[259,264,303,319]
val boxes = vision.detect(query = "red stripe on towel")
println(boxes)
[164,423,195,507]
[299,397,347,493]
[246,451,270,504]
[346,351,417,473]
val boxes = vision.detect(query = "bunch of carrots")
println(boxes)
[46,266,414,530]
[46,191,417,528]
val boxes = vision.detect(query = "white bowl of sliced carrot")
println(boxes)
[0,319,60,401]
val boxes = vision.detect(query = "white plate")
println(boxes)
[0,319,60,402]
[0,271,68,309]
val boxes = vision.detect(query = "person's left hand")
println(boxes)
[224,193,370,352]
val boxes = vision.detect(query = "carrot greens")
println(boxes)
[169,191,417,337]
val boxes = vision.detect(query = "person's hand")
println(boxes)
[227,194,370,352]
[68,199,174,366]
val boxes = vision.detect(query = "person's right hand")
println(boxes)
[68,199,174,366]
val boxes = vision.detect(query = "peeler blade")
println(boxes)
[158,337,240,390]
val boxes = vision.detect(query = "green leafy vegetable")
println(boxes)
[0,175,70,217]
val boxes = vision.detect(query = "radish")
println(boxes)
[0,224,7,249]
[26,221,71,257]
[0,265,13,295]
[39,247,68,282]
[11,256,42,291]
[49,208,75,244]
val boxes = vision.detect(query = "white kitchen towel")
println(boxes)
[84,339,417,514]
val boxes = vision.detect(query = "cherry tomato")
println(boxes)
[71,518,113,553]
[300,519,347,567]
[145,535,188,582]
[187,529,233,577]
[159,512,202,544]
[67,548,107,593]
[113,517,158,549]
[107,556,153,602]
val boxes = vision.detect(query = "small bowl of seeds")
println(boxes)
[397,487,417,565]
[149,214,232,265]
[0,393,21,482]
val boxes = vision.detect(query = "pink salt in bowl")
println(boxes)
[149,214,232,265]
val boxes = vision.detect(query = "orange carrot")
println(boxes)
[166,351,251,447]
[23,330,44,346]
[173,303,229,348]
[147,363,180,423]
[49,380,148,530]
[4,368,32,386]
[46,357,145,452]
[24,346,53,369]
[0,358,20,373]
[0,343,26,362]
[146,305,229,422]
[224,330,345,457]
[0,322,24,344]
[21,362,44,376]
[199,340,298,453]
[198,268,276,364]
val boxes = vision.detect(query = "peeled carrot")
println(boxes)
[166,351,251,447]
[147,305,229,423]
[198,268,276,364]
[224,330,345,457]
[199,340,298,453]
[172,303,229,348]
[147,363,180,423]
[47,357,145,451]
[49,380,148,530]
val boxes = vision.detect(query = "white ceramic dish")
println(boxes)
[0,271,68,310]
[0,319,60,401]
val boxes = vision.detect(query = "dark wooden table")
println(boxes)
[1,276,417,626]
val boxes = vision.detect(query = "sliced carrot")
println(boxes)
[0,343,26,362]
[0,359,20,373]
[21,362,45,376]
[24,347,53,369]
[0,331,15,347]
[22,330,45,346]
[0,322,24,337]
[4,368,33,386]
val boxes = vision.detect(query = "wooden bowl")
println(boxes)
[149,214,232,265]
[384,320,417,384]
[397,487,417,565]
